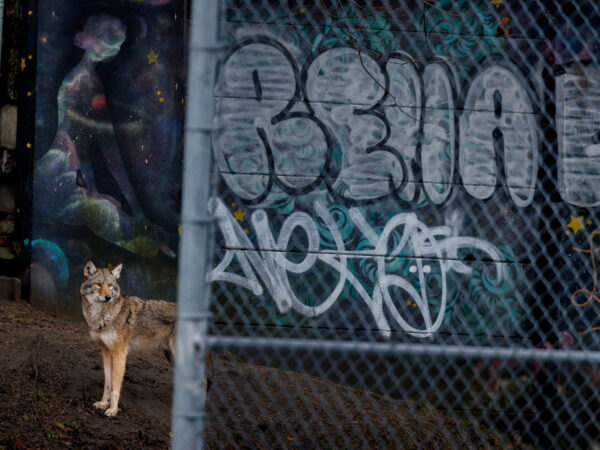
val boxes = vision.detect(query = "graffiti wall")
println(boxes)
[205,0,600,346]
[22,0,600,347]
[205,1,532,344]
[26,0,185,315]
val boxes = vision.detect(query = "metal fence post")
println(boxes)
[171,0,222,448]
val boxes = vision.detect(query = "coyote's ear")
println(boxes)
[110,263,123,280]
[83,261,97,279]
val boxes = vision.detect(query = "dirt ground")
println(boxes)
[0,299,528,449]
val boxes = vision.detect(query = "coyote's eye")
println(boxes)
[93,283,101,289]
[108,284,113,288]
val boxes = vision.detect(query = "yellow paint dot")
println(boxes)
[244,228,249,234]
[299,8,305,13]
[26,142,31,148]
[28,55,33,60]
[159,97,164,102]
[566,230,571,236]
[42,37,47,43]
[28,10,32,15]
[588,219,593,226]
[156,90,161,95]
[231,203,236,207]
[27,91,32,97]
[181,98,185,104]
[406,301,411,305]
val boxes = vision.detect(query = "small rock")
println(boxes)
[0,217,14,236]
[0,276,21,299]
[0,246,15,260]
[0,185,15,213]
[0,149,16,174]
[0,105,17,150]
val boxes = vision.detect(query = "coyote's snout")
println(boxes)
[80,261,210,417]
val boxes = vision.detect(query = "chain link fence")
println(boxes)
[178,0,600,447]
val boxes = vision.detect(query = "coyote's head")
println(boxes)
[80,261,122,303]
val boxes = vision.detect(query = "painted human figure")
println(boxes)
[35,14,149,243]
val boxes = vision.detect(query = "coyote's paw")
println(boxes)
[93,400,110,410]
[105,406,119,417]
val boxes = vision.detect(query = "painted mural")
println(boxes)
[206,0,546,343]
[22,0,600,346]
[201,1,600,345]
[28,0,184,315]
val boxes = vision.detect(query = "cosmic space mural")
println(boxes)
[27,0,185,314]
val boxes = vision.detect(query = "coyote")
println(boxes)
[80,261,210,417]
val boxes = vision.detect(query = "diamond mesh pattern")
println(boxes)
[201,1,600,447]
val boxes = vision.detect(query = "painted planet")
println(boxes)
[92,94,107,112]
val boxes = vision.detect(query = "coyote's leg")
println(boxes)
[93,344,112,410]
[105,344,127,417]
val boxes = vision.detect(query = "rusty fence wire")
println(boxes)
[184,0,600,447]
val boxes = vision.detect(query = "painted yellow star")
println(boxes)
[491,0,503,7]
[20,58,25,71]
[588,219,593,226]
[146,49,158,64]
[567,215,585,234]
[233,207,245,222]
